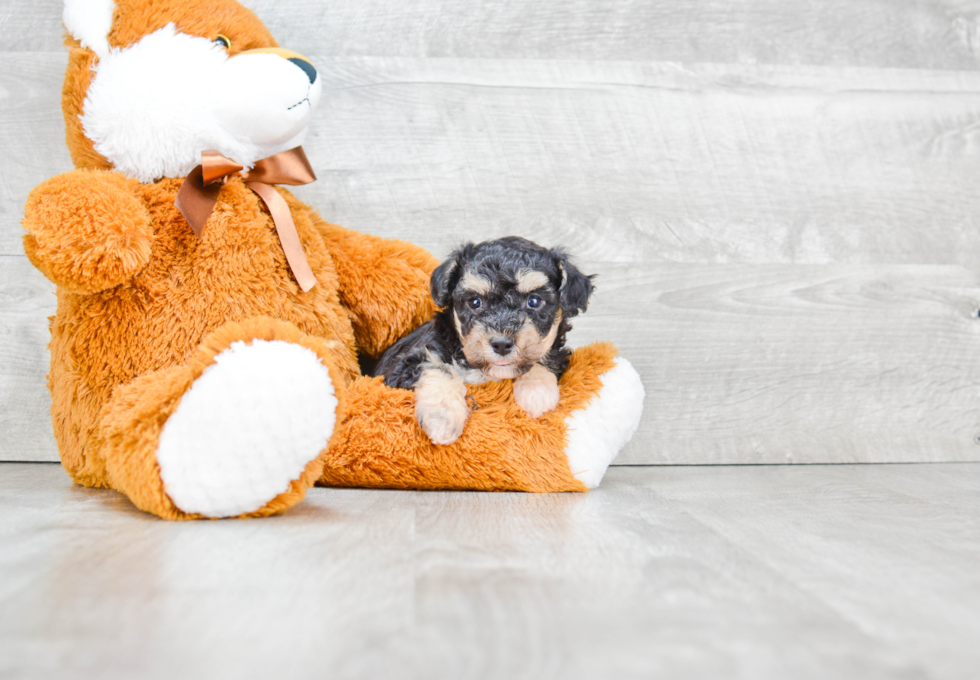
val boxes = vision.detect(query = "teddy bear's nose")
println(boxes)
[288,58,317,84]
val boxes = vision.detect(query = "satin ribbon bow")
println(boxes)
[175,147,318,292]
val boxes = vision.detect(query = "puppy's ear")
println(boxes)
[430,248,465,307]
[554,251,595,317]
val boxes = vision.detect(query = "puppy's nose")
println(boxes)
[490,337,515,356]
[288,57,318,84]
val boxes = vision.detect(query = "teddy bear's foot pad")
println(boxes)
[564,357,645,489]
[157,339,337,518]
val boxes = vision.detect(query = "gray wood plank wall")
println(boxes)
[2,1,979,463]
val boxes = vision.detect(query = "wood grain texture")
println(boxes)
[574,262,980,464]
[6,53,980,265]
[0,257,58,461]
[4,5,980,466]
[0,52,72,256]
[292,58,980,266]
[4,257,979,465]
[2,462,979,679]
[7,0,980,69]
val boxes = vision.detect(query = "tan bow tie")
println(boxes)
[175,147,318,292]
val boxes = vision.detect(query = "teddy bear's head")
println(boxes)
[62,0,322,183]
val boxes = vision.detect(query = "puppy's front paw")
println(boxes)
[513,364,560,418]
[418,402,470,445]
[415,367,470,445]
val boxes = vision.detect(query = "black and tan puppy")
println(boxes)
[374,237,594,445]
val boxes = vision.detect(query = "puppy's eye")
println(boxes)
[467,297,483,310]
[213,34,232,49]
[526,294,544,309]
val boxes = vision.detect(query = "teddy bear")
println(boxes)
[20,0,645,520]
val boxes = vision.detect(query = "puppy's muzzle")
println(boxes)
[490,336,515,356]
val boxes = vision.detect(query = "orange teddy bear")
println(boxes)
[21,0,644,520]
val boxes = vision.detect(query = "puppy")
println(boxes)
[374,237,594,445]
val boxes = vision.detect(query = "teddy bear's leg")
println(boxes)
[319,342,644,492]
[101,318,346,520]
[561,354,645,488]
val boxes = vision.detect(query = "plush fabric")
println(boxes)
[320,343,620,492]
[21,0,645,520]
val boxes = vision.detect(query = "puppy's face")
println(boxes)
[452,264,562,379]
[431,238,593,380]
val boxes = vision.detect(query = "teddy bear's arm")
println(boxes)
[312,218,439,357]
[22,169,153,295]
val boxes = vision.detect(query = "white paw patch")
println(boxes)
[513,363,560,418]
[157,340,337,517]
[415,367,470,445]
[564,357,645,488]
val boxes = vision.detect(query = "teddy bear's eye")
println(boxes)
[213,34,231,49]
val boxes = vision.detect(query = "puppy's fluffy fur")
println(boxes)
[374,237,594,444]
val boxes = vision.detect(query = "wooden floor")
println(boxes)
[2,462,978,680]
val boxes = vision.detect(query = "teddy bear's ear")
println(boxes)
[63,0,115,57]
